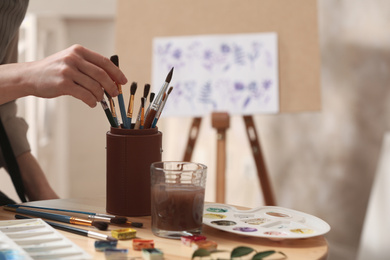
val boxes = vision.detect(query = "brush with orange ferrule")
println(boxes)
[3,206,108,231]
[140,98,146,129]
[144,67,173,128]
[110,55,129,129]
[126,82,138,128]
[134,84,151,129]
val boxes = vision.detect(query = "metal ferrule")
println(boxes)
[88,231,108,240]
[88,215,111,223]
[69,217,92,226]
[95,213,116,218]
[153,82,168,110]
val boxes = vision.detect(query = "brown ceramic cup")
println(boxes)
[106,127,162,216]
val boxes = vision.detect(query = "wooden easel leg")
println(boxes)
[212,112,230,204]
[243,115,276,206]
[183,117,202,162]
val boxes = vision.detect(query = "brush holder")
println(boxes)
[106,127,162,216]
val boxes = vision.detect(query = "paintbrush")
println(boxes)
[3,206,108,231]
[110,55,129,129]
[100,98,118,128]
[140,98,146,129]
[151,86,173,128]
[157,86,173,121]
[6,204,143,228]
[104,90,119,127]
[151,92,166,128]
[134,84,151,129]
[144,67,173,128]
[126,82,138,128]
[15,215,117,241]
[143,92,155,123]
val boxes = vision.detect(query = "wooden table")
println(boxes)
[0,198,328,259]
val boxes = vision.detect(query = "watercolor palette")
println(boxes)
[203,204,330,240]
[0,218,91,259]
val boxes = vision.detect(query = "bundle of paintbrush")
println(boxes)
[15,215,117,241]
[5,204,143,228]
[100,55,174,129]
[3,205,109,231]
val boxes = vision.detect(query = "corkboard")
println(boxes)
[115,0,321,113]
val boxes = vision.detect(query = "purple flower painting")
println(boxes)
[152,33,279,117]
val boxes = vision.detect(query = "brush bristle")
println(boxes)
[107,236,118,241]
[167,86,173,95]
[150,93,155,102]
[110,216,127,224]
[92,221,109,231]
[129,222,143,228]
[165,67,174,83]
[110,55,119,67]
[131,82,137,95]
[141,97,145,107]
[144,84,150,98]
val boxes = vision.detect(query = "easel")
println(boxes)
[117,0,322,208]
[182,113,276,206]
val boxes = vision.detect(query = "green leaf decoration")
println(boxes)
[277,251,287,258]
[191,245,285,260]
[211,250,229,254]
[251,250,277,260]
[192,249,212,259]
[231,246,255,258]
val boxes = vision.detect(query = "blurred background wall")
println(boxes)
[1,0,389,259]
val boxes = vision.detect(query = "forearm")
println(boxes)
[16,151,59,201]
[0,44,127,107]
[0,62,33,105]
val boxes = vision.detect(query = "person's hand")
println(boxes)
[23,44,127,107]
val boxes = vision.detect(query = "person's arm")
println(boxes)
[0,44,127,107]
[16,151,59,201]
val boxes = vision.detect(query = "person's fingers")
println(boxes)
[56,46,117,100]
[66,81,99,108]
[75,57,118,98]
[72,44,128,85]
[70,64,105,101]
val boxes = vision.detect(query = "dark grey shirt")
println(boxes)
[0,0,30,167]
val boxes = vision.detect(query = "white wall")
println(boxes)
[0,0,117,201]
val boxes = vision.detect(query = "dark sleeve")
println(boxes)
[0,101,31,167]
[0,34,31,168]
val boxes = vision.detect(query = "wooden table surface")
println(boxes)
[0,198,329,259]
